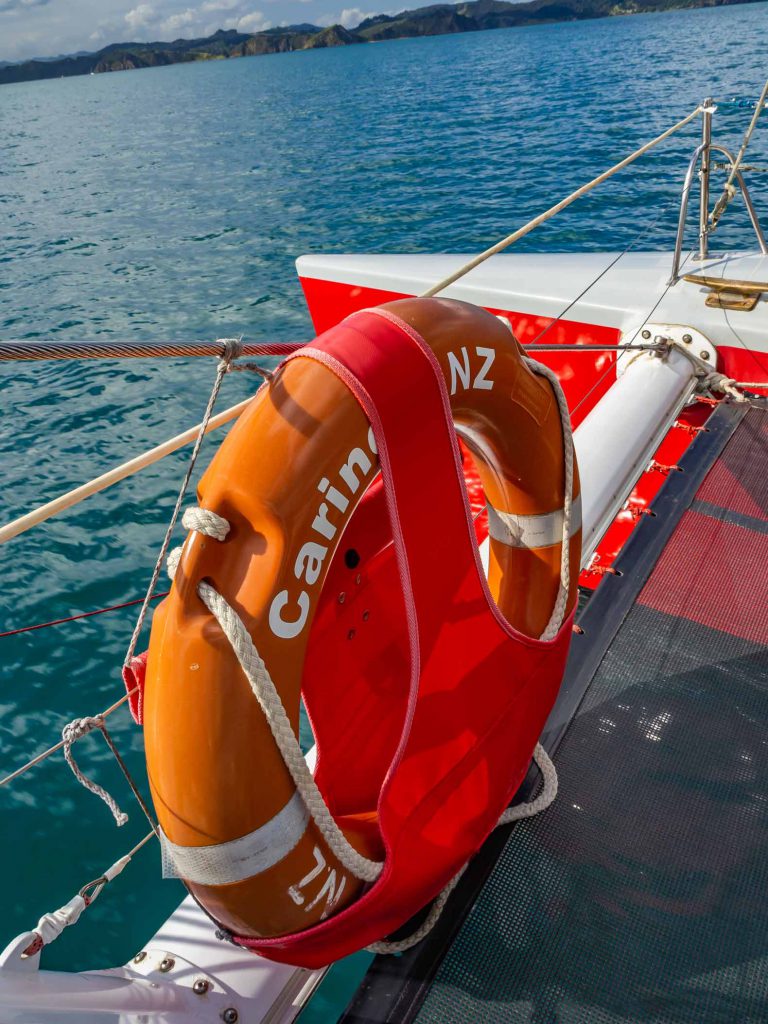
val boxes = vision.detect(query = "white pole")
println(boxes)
[0,398,252,546]
[476,348,698,575]
[575,348,698,563]
[421,107,702,298]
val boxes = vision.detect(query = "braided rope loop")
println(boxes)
[61,717,128,826]
[196,580,383,885]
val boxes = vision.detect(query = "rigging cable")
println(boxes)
[0,592,168,639]
[710,76,768,230]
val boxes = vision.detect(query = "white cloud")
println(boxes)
[122,2,271,38]
[0,0,51,13]
[319,6,372,26]
[163,6,197,31]
[0,0,324,62]
[124,3,160,29]
[339,7,371,26]
[223,8,271,31]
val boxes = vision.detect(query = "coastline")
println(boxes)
[1,0,764,88]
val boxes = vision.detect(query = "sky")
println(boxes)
[0,0,383,63]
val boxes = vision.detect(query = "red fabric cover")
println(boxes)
[305,478,411,818]
[122,650,148,725]
[237,309,574,967]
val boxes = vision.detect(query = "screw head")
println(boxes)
[133,951,147,964]
[700,350,710,360]
[362,609,370,621]
[338,592,346,604]
[641,329,651,340]
[159,957,175,973]
[222,1010,239,1024]
[193,979,211,995]
[682,333,693,343]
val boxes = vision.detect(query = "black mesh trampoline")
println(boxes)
[339,402,768,1024]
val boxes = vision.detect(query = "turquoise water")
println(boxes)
[1,3,768,1017]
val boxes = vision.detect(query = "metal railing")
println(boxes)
[670,99,768,284]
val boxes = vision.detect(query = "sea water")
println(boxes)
[1,3,767,1017]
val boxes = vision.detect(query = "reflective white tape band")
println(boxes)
[487,494,582,550]
[160,790,310,886]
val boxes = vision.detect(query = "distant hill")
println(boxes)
[0,0,761,87]
[355,0,758,39]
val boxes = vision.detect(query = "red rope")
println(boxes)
[0,593,169,639]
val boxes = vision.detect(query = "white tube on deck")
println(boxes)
[477,346,698,575]
[575,347,697,564]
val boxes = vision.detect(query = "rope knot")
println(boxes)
[61,715,128,827]
[219,337,243,365]
[699,370,749,403]
[61,716,103,744]
[182,506,230,541]
[167,508,231,582]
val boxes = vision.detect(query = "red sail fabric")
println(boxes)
[237,309,574,967]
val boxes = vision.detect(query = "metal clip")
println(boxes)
[79,875,109,905]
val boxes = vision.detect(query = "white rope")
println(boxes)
[123,338,242,668]
[368,743,558,954]
[1,689,140,789]
[366,868,466,955]
[711,76,768,230]
[419,107,702,298]
[166,546,182,582]
[182,506,230,541]
[195,580,383,884]
[667,339,752,403]
[498,743,558,825]
[167,507,231,580]
[701,373,750,403]
[61,717,128,826]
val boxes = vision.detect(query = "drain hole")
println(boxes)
[344,548,361,569]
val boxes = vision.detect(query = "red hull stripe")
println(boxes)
[298,275,621,427]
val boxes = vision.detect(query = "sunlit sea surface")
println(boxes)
[1,4,767,1018]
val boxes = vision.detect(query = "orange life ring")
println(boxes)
[144,297,580,947]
